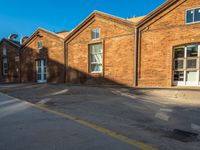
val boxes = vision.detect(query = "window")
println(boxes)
[37,41,43,49]
[3,58,8,75]
[173,44,200,86]
[186,8,200,24]
[3,47,7,56]
[91,28,100,40]
[89,43,103,73]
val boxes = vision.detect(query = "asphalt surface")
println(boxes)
[0,93,140,150]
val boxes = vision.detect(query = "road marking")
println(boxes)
[0,92,158,150]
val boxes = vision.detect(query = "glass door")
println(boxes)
[173,44,200,86]
[36,59,47,83]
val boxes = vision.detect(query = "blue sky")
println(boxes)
[0,0,166,39]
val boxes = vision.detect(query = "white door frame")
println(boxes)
[36,59,47,83]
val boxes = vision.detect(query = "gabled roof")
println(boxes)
[136,0,185,27]
[0,38,21,48]
[21,28,67,49]
[128,16,146,24]
[65,10,135,42]
[56,31,70,38]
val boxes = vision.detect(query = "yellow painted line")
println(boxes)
[1,93,158,150]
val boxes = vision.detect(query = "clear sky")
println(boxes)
[0,0,167,40]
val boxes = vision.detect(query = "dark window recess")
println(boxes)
[175,60,184,69]
[175,48,185,58]
[194,8,200,22]
[187,45,198,57]
[186,10,194,23]
[174,71,184,81]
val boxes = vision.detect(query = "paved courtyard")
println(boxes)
[0,83,200,150]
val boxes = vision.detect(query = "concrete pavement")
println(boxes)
[0,92,148,150]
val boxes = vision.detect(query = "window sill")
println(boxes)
[90,71,102,74]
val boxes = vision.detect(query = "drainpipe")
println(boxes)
[134,27,138,87]
[64,42,67,83]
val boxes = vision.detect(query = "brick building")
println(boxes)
[65,11,143,87]
[136,0,200,87]
[20,28,68,83]
[0,38,20,83]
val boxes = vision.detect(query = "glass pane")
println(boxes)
[91,64,102,72]
[3,63,8,68]
[43,60,46,66]
[187,45,198,57]
[38,67,41,73]
[174,71,184,81]
[186,10,194,23]
[187,59,197,69]
[174,48,184,58]
[194,8,200,22]
[175,60,184,69]
[91,54,102,63]
[186,71,197,82]
[38,41,43,49]
[44,74,46,80]
[37,74,41,80]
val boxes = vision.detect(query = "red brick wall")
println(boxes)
[0,40,20,83]
[66,16,135,86]
[138,0,200,87]
[20,30,65,83]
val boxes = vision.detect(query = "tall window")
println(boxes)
[3,58,8,75]
[91,28,100,40]
[89,43,103,73]
[37,41,43,49]
[3,47,7,56]
[173,44,200,86]
[2,47,8,75]
[186,8,200,24]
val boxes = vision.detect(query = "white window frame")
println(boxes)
[173,44,200,86]
[91,28,100,40]
[185,7,200,25]
[89,43,103,73]
[37,41,43,49]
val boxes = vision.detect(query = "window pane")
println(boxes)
[186,71,197,82]
[174,48,184,58]
[37,74,41,80]
[194,8,200,22]
[187,59,197,69]
[174,71,184,81]
[91,29,100,39]
[44,74,46,80]
[186,10,194,23]
[187,45,198,57]
[91,64,102,72]
[175,60,184,69]
[3,48,7,56]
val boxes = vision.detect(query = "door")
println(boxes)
[173,44,200,86]
[36,59,47,83]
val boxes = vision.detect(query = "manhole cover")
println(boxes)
[165,129,199,142]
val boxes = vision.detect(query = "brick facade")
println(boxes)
[65,12,136,87]
[20,29,66,83]
[137,0,200,87]
[0,39,20,83]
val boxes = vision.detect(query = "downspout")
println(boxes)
[63,41,67,83]
[19,48,22,83]
[133,27,138,87]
